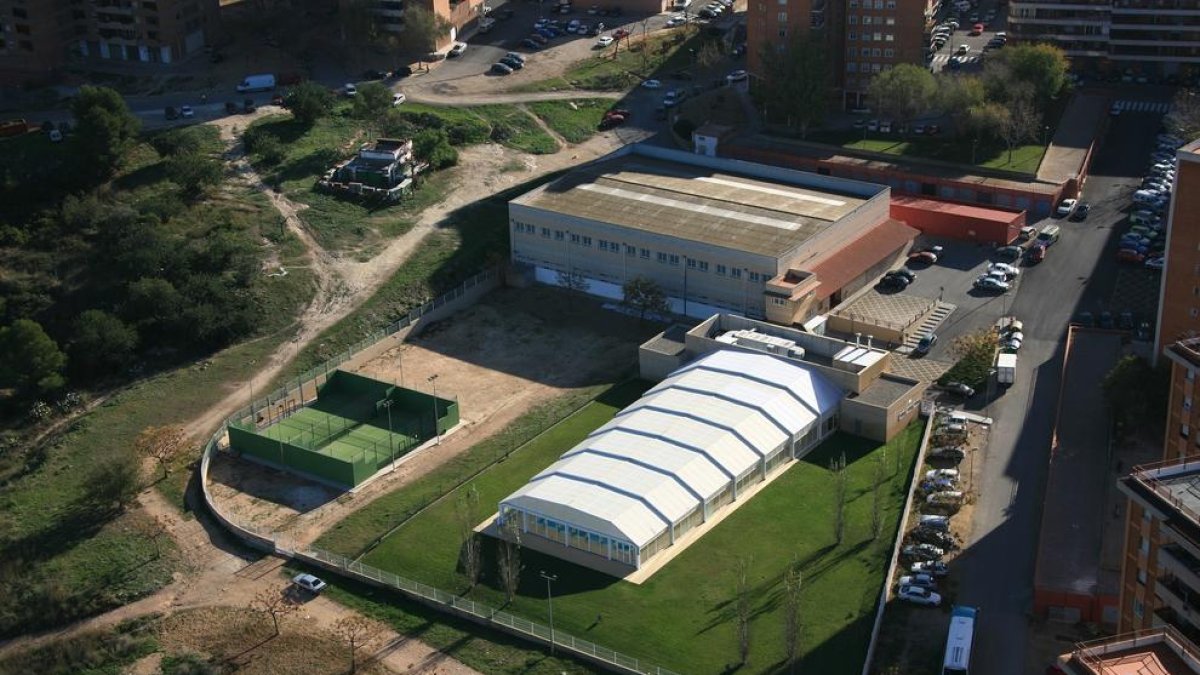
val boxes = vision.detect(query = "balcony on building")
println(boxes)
[1057,625,1200,674]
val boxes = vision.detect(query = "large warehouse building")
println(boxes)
[508,145,918,326]
[497,349,845,576]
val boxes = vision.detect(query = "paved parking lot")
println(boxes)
[928,0,1007,74]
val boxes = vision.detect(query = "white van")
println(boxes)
[1035,224,1061,247]
[236,73,276,93]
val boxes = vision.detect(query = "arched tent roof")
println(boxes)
[500,350,844,548]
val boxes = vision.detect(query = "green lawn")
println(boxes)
[807,130,1048,174]
[327,379,922,674]
[527,100,612,144]
[516,29,709,92]
[472,105,560,154]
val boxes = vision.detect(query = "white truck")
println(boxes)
[997,352,1017,386]
[236,73,276,93]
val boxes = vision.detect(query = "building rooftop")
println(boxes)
[641,324,689,357]
[1120,458,1200,559]
[852,374,921,407]
[1063,628,1200,675]
[512,154,873,257]
[804,218,919,300]
[1167,338,1200,370]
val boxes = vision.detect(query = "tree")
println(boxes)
[998,96,1041,164]
[286,81,335,127]
[734,556,752,665]
[696,40,722,69]
[994,44,1068,107]
[1166,89,1200,141]
[124,277,183,337]
[132,514,169,558]
[936,74,986,131]
[250,584,298,636]
[867,65,936,133]
[457,485,483,590]
[782,559,802,673]
[70,310,137,379]
[393,5,451,55]
[70,85,141,179]
[0,319,67,395]
[332,615,381,673]
[413,128,458,169]
[85,448,141,511]
[135,425,190,480]
[353,82,393,122]
[1103,355,1170,433]
[165,153,223,202]
[622,276,669,322]
[963,101,1009,144]
[497,517,523,605]
[759,33,828,138]
[831,452,847,545]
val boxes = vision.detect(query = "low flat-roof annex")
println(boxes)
[512,155,872,257]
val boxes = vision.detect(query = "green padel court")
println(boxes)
[228,370,459,488]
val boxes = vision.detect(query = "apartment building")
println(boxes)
[338,0,486,48]
[1117,455,1200,642]
[0,0,219,81]
[1008,0,1200,76]
[746,0,934,109]
[1156,140,1200,360]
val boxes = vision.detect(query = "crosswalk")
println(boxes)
[930,54,980,65]
[1111,100,1172,114]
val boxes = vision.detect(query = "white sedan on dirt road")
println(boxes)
[596,35,614,47]
[642,79,662,89]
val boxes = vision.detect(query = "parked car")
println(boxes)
[927,490,965,506]
[886,268,917,283]
[491,62,514,75]
[942,381,975,398]
[927,446,965,462]
[362,68,389,80]
[343,83,357,97]
[915,333,938,356]
[898,573,938,589]
[910,528,957,549]
[902,543,945,561]
[1055,198,1077,218]
[974,275,1010,292]
[996,245,1024,261]
[726,69,748,83]
[925,469,959,482]
[642,78,662,89]
[392,92,406,106]
[1028,244,1047,264]
[911,560,949,577]
[1146,256,1166,270]
[180,105,195,118]
[501,56,524,69]
[878,275,910,290]
[908,250,938,265]
[988,262,1020,279]
[505,52,527,64]
[596,35,614,47]
[1117,248,1145,263]
[449,42,468,57]
[292,573,327,593]
[898,585,942,606]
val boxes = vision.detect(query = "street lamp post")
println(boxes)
[540,571,558,654]
[428,374,441,445]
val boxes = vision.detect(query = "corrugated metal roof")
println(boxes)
[500,350,844,548]
[512,156,868,257]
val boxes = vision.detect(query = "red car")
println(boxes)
[612,28,630,39]
[1029,244,1047,263]
[970,23,985,35]
[599,112,626,130]
[1116,248,1145,263]
[908,250,938,265]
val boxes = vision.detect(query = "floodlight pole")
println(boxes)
[540,571,558,655]
[428,374,441,445]
[383,399,396,470]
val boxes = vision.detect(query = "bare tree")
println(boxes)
[135,425,189,480]
[831,453,847,545]
[497,517,524,604]
[782,559,802,673]
[871,454,885,540]
[696,41,722,70]
[1167,88,1200,140]
[734,556,752,665]
[332,615,381,673]
[457,485,483,590]
[133,514,169,558]
[249,584,297,637]
[998,96,1041,165]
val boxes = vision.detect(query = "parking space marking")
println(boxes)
[1111,100,1171,114]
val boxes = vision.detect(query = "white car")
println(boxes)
[898,573,938,589]
[898,585,943,606]
[956,44,970,54]
[1146,256,1166,271]
[666,15,686,26]
[292,573,327,593]
[911,560,949,577]
[641,78,662,89]
[180,105,195,118]
[597,35,614,47]
[726,69,749,83]
[449,42,468,57]
[343,83,358,97]
[1055,198,1077,217]
[392,92,406,106]
[926,468,960,481]
[988,262,1020,279]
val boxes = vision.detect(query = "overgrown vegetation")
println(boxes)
[527,99,612,144]
[939,329,1000,389]
[0,614,159,675]
[1103,355,1170,438]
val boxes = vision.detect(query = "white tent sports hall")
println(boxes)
[498,349,844,571]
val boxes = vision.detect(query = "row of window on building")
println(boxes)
[850,47,897,58]
[848,31,897,41]
[512,222,774,282]
[848,15,898,25]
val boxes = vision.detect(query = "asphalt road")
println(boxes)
[942,103,1168,674]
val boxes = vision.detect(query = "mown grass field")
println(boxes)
[807,129,1048,174]
[320,377,923,674]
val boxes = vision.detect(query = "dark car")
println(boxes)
[225,101,240,114]
[164,106,179,120]
[392,65,414,79]
[878,274,910,290]
[522,38,542,49]
[915,333,938,356]
[501,56,524,70]
[1028,244,1046,263]
[1069,202,1090,221]
[942,381,975,398]
[598,112,627,130]
[886,268,917,283]
[362,68,389,80]
[491,62,514,75]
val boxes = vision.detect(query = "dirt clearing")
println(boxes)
[208,286,657,545]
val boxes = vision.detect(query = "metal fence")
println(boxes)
[197,265,682,675]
